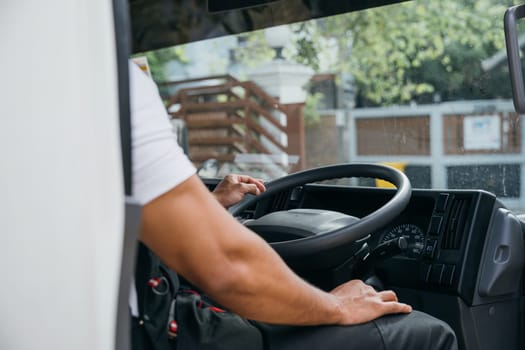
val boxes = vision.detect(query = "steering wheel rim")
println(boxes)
[230,163,412,268]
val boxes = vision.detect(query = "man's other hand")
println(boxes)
[330,279,412,325]
[212,174,266,208]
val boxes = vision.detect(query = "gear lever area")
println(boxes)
[354,237,408,290]
[297,237,408,291]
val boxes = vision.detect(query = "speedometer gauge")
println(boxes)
[380,224,425,258]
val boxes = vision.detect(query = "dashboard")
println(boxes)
[230,183,523,306]
[203,177,525,349]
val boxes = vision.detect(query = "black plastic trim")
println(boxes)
[478,208,524,298]
[504,5,525,113]
[131,0,410,53]
[113,1,138,350]
[115,0,132,195]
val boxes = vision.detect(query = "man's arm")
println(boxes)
[140,174,411,326]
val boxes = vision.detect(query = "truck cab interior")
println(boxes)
[124,1,525,349]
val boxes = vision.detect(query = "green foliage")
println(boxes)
[291,23,321,71]
[232,33,274,68]
[303,92,324,125]
[133,46,188,82]
[138,0,523,106]
[290,0,520,105]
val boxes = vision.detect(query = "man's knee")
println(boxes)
[374,311,458,350]
[425,314,457,350]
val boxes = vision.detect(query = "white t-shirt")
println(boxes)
[129,62,196,205]
[128,61,196,316]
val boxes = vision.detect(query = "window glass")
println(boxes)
[136,0,525,212]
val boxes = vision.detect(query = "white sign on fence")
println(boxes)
[463,115,501,150]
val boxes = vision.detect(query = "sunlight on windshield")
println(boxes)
[137,0,524,212]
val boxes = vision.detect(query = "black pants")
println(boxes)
[257,311,458,350]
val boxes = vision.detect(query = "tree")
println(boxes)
[138,0,521,106]
[289,0,520,106]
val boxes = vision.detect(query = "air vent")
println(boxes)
[269,189,293,211]
[441,197,470,250]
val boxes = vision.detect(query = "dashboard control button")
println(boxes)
[420,263,432,283]
[436,194,449,212]
[424,239,438,259]
[428,216,443,236]
[442,265,455,286]
[430,264,444,284]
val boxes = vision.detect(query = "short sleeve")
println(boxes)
[129,61,196,204]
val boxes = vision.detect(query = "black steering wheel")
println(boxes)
[230,163,411,269]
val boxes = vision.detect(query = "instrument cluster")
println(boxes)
[378,223,426,258]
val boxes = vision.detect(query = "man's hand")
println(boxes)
[330,279,412,325]
[212,174,266,208]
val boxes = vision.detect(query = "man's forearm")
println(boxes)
[195,223,344,325]
[140,175,344,325]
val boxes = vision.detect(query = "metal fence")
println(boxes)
[317,99,525,211]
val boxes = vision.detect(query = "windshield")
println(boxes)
[134,0,524,212]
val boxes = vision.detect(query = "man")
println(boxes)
[130,62,458,349]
